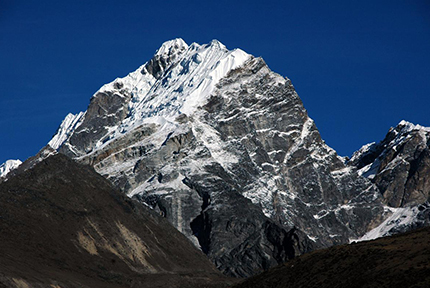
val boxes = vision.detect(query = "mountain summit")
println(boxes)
[51,38,250,157]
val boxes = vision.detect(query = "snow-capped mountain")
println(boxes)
[349,120,430,241]
[47,38,386,277]
[349,120,430,207]
[0,159,22,178]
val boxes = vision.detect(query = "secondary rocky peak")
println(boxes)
[396,119,430,133]
[0,159,22,178]
[146,38,189,79]
[349,120,430,207]
[346,120,430,241]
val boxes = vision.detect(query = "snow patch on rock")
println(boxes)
[352,205,426,242]
[0,159,22,178]
[48,112,85,150]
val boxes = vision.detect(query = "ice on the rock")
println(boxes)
[0,159,22,178]
[48,112,85,150]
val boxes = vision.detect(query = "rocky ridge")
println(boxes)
[0,159,21,178]
[45,38,387,277]
[348,120,430,240]
[349,120,430,207]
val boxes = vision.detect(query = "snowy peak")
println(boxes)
[349,120,430,207]
[48,112,85,150]
[154,38,189,57]
[207,39,227,50]
[0,159,22,178]
[119,37,251,123]
[145,38,189,80]
[395,120,430,134]
[53,39,251,157]
[44,38,389,276]
[99,38,249,119]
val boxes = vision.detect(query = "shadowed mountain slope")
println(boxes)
[0,154,233,288]
[234,227,430,288]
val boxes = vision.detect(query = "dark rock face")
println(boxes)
[61,87,133,157]
[175,168,313,278]
[50,39,385,277]
[234,227,430,288]
[0,154,231,288]
[349,121,430,207]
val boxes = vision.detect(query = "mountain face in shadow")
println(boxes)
[0,154,233,288]
[234,226,430,288]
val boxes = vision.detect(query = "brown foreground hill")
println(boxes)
[234,226,430,288]
[0,154,234,288]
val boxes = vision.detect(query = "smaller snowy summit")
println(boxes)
[48,112,85,150]
[0,159,22,178]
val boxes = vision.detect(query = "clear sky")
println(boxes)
[1,0,429,164]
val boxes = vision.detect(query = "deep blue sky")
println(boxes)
[1,0,429,164]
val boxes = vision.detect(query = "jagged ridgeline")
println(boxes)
[348,120,430,240]
[42,39,386,277]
